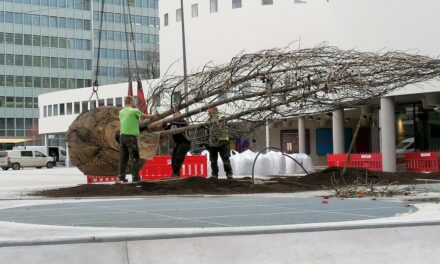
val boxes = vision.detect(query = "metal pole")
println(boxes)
[180,0,189,116]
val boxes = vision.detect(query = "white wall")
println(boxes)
[160,0,440,76]
[160,0,440,95]
[38,81,158,134]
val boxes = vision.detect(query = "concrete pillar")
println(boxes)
[332,108,345,154]
[380,97,397,172]
[44,134,48,155]
[65,142,70,168]
[265,121,271,148]
[298,117,306,154]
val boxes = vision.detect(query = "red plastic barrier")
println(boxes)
[349,154,383,171]
[327,154,347,167]
[86,155,208,184]
[327,153,383,171]
[86,175,119,184]
[140,155,208,180]
[405,152,440,172]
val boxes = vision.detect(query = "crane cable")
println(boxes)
[89,0,106,101]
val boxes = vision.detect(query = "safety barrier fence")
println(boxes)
[327,153,383,171]
[86,155,208,184]
[328,152,440,173]
[404,152,440,173]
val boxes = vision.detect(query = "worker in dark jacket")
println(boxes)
[163,110,191,178]
[206,107,233,180]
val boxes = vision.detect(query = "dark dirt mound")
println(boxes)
[301,167,440,187]
[33,168,440,197]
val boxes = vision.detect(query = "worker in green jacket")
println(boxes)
[206,107,233,180]
[118,96,152,183]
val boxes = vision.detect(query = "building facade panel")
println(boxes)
[0,0,159,148]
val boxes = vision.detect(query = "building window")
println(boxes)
[164,13,168,26]
[74,102,80,114]
[210,0,218,13]
[115,97,123,107]
[192,4,198,18]
[176,8,182,22]
[43,106,47,117]
[25,97,33,108]
[106,98,113,106]
[90,100,96,109]
[232,0,242,8]
[82,101,89,112]
[66,103,72,115]
[16,97,24,108]
[48,105,53,117]
[53,104,58,116]
[60,104,65,115]
[262,0,273,5]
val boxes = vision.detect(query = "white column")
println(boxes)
[265,121,271,148]
[65,142,70,168]
[332,108,345,154]
[44,134,48,155]
[298,117,306,154]
[380,97,397,172]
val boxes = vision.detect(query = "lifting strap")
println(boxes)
[122,0,147,113]
[89,0,106,101]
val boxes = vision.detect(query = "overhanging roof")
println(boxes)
[0,138,31,144]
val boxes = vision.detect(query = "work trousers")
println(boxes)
[207,141,233,176]
[171,141,191,176]
[118,135,140,181]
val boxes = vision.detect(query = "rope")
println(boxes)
[126,1,141,80]
[121,0,131,82]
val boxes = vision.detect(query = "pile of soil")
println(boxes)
[33,167,440,198]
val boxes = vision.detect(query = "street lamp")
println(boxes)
[180,0,189,116]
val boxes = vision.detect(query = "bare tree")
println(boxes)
[67,44,440,175]
[137,47,160,80]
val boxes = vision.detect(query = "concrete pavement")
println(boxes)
[0,167,440,263]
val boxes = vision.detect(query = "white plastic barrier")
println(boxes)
[201,150,227,177]
[202,150,315,177]
[265,151,286,175]
[285,153,315,174]
[230,150,256,176]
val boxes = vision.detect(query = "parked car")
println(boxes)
[396,137,415,153]
[0,150,55,170]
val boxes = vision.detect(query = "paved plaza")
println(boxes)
[0,196,413,229]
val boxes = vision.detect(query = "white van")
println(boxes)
[0,150,55,170]
[13,146,66,164]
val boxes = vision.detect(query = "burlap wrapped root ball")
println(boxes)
[66,106,164,176]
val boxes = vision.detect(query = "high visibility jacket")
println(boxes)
[214,114,229,141]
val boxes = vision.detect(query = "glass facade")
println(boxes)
[395,103,440,151]
[0,0,159,145]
